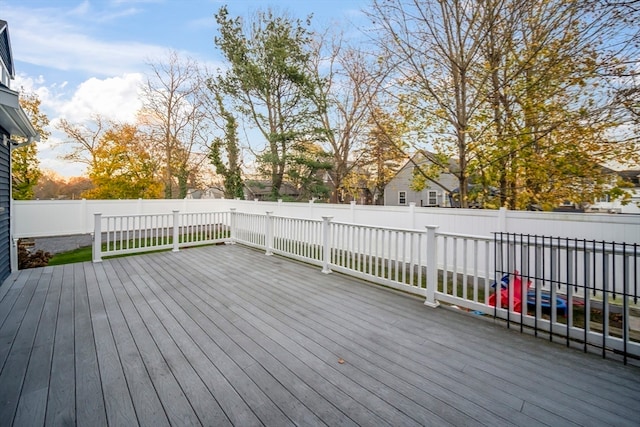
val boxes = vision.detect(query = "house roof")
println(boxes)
[244,180,299,197]
[0,85,39,142]
[0,20,15,80]
[0,21,39,143]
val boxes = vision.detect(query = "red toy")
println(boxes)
[488,270,531,313]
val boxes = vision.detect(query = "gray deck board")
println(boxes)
[13,267,58,427]
[74,262,108,427]
[129,256,354,426]
[44,264,76,426]
[1,244,640,427]
[94,262,201,426]
[86,261,164,426]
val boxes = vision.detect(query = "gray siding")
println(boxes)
[384,155,458,207]
[0,127,10,283]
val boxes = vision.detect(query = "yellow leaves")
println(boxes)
[84,123,164,200]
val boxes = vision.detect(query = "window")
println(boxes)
[398,191,406,205]
[428,190,438,206]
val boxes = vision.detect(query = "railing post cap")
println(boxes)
[322,216,333,221]
[266,211,273,215]
[230,208,236,211]
[425,225,440,230]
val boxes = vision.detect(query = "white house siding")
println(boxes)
[589,188,640,214]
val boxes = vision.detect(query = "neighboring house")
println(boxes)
[185,187,225,199]
[0,20,40,283]
[384,151,458,207]
[244,180,300,201]
[588,168,640,214]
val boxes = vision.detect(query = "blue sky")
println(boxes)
[1,0,371,176]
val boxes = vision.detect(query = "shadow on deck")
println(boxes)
[1,244,639,426]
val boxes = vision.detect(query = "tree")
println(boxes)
[34,171,93,200]
[370,0,492,207]
[359,107,409,204]
[285,140,333,201]
[475,0,640,209]
[12,92,49,199]
[57,115,107,169]
[307,33,387,203]
[213,6,320,200]
[207,93,245,199]
[140,50,208,199]
[82,124,163,199]
[371,0,639,210]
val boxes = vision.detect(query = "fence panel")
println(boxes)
[434,233,493,310]
[492,233,640,363]
[329,222,428,297]
[94,211,232,260]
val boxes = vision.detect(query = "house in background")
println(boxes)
[185,187,225,199]
[0,20,40,283]
[244,180,300,201]
[588,167,640,214]
[384,151,458,207]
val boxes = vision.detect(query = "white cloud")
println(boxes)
[58,73,144,123]
[15,72,144,177]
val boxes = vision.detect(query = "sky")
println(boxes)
[0,0,371,177]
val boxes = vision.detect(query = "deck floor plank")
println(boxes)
[267,254,640,420]
[12,268,59,427]
[44,264,77,426]
[85,261,139,426]
[1,244,639,427]
[187,251,546,427]
[0,268,46,424]
[129,254,357,427]
[93,262,202,426]
[101,261,232,427]
[74,262,109,427]
[150,249,399,427]
[117,255,297,427]
[162,250,474,427]
[85,261,166,426]
[115,259,272,427]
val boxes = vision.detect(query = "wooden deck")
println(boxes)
[1,244,639,427]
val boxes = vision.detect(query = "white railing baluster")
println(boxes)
[93,213,102,262]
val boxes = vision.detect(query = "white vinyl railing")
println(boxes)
[93,210,231,261]
[91,209,640,361]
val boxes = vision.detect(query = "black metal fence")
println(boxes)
[493,233,639,364]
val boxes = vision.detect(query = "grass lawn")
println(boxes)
[47,246,93,265]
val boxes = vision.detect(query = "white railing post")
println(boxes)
[265,211,274,256]
[322,216,333,274]
[172,210,180,252]
[93,213,102,263]
[229,208,237,243]
[425,225,440,308]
